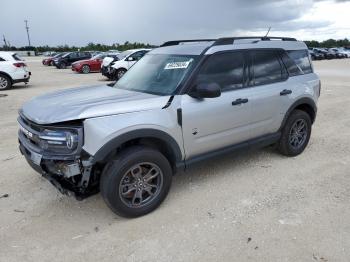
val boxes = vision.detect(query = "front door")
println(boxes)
[181,51,253,159]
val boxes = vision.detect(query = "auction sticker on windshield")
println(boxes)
[164,59,193,70]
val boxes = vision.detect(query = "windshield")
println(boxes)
[114,54,199,96]
[117,50,134,60]
[91,54,104,60]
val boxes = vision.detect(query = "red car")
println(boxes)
[42,53,65,66]
[71,54,107,74]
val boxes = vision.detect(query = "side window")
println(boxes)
[130,51,147,61]
[195,52,245,91]
[0,56,5,61]
[250,50,286,86]
[287,50,312,74]
[280,51,303,76]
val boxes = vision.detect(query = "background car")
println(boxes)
[42,52,65,66]
[54,51,92,69]
[108,49,150,80]
[312,48,336,59]
[0,52,31,90]
[101,53,121,78]
[308,49,324,60]
[71,53,111,73]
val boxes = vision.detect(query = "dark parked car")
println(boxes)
[308,50,324,60]
[42,52,66,66]
[313,48,336,60]
[54,52,92,69]
[330,48,346,59]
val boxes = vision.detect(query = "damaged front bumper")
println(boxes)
[17,114,99,200]
[19,141,98,199]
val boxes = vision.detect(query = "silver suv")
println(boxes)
[18,37,320,217]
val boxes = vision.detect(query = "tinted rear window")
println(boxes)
[250,50,287,86]
[280,52,303,77]
[12,54,22,61]
[287,50,312,74]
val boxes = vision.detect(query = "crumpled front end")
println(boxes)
[18,112,100,199]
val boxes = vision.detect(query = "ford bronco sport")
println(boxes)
[18,37,320,217]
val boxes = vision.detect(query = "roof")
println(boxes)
[150,37,307,56]
[0,51,17,60]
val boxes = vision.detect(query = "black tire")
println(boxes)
[278,110,312,156]
[0,74,12,90]
[59,62,66,69]
[81,65,90,74]
[100,146,173,218]
[116,68,127,80]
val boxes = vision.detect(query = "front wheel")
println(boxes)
[100,146,173,218]
[81,65,90,74]
[59,62,66,69]
[278,110,312,156]
[116,68,127,80]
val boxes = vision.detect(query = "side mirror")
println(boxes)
[127,57,134,61]
[189,83,221,98]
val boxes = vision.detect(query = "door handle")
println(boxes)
[232,98,249,106]
[280,89,292,96]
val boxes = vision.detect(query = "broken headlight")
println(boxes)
[39,128,81,154]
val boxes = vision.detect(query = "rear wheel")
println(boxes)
[100,146,172,218]
[278,110,312,156]
[0,74,11,90]
[82,65,90,74]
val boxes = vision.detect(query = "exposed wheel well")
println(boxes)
[100,137,178,172]
[0,72,13,83]
[294,103,316,123]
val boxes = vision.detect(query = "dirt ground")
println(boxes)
[0,57,349,262]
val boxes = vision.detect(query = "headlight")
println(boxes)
[39,129,80,154]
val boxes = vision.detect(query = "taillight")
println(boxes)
[13,62,26,68]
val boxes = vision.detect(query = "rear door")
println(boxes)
[246,49,291,138]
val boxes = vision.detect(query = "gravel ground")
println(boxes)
[0,57,349,262]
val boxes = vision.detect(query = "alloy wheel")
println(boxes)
[289,119,308,150]
[119,162,163,208]
[0,76,8,90]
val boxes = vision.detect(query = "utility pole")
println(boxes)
[24,20,31,47]
[3,35,7,49]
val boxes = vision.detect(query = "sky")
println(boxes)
[0,0,349,47]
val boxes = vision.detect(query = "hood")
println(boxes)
[102,57,114,67]
[21,85,170,125]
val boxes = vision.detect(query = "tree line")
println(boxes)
[0,41,156,52]
[1,38,349,52]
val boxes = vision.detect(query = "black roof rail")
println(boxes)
[212,36,297,46]
[160,39,216,47]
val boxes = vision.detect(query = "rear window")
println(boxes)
[287,50,312,74]
[12,54,22,61]
[250,50,287,86]
[280,52,303,77]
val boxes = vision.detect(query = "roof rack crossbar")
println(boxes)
[160,39,216,47]
[212,36,297,46]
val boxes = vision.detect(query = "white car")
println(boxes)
[0,52,31,90]
[109,49,150,80]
